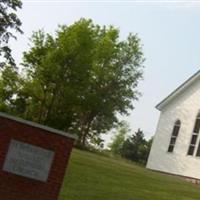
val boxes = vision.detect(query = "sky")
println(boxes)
[10,0,200,144]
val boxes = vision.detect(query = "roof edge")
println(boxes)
[0,112,78,140]
[156,69,200,111]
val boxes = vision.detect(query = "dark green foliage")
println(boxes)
[0,0,23,67]
[121,129,152,164]
[109,124,152,164]
[0,65,21,113]
[0,18,144,147]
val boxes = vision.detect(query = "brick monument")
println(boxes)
[0,112,77,200]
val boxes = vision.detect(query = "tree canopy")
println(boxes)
[0,0,23,67]
[121,129,152,164]
[109,126,152,164]
[0,18,144,147]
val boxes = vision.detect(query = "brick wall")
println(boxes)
[0,116,75,200]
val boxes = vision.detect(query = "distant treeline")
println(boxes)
[109,122,152,164]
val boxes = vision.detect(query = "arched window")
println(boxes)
[188,112,200,156]
[168,120,181,153]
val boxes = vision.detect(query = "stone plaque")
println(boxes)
[3,139,55,182]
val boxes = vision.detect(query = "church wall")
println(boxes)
[146,78,200,179]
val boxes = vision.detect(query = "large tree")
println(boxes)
[12,18,144,147]
[0,0,23,67]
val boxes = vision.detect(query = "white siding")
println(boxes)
[146,78,200,179]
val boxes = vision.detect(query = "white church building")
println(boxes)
[146,69,200,180]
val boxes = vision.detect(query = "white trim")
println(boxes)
[0,112,77,140]
[156,69,200,110]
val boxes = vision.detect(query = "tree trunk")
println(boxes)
[38,89,47,123]
[81,120,92,147]
[44,86,58,124]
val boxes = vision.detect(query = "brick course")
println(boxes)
[0,115,75,200]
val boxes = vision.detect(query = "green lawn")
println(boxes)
[59,149,200,200]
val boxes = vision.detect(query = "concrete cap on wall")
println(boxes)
[0,112,78,140]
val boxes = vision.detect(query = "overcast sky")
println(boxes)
[10,0,200,144]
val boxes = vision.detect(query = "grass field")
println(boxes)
[59,149,200,200]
